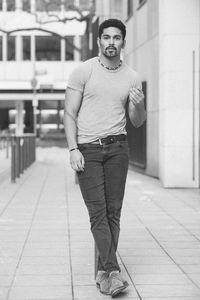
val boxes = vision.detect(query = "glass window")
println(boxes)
[64,0,74,10]
[36,36,61,61]
[65,36,74,61]
[138,0,147,8]
[0,37,2,60]
[79,0,92,10]
[22,36,31,60]
[127,0,133,19]
[7,36,16,61]
[0,0,2,11]
[36,0,61,11]
[22,0,30,11]
[7,0,15,11]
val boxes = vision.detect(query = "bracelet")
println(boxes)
[69,147,78,152]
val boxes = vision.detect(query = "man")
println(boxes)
[64,19,146,297]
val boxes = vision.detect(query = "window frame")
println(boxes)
[126,0,133,22]
[137,0,147,10]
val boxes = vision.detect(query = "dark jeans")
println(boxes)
[77,140,129,273]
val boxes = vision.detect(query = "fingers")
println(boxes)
[70,150,85,172]
[129,87,144,105]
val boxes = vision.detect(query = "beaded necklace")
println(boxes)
[98,58,122,71]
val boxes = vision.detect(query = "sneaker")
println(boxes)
[109,271,129,297]
[96,270,107,288]
[96,271,110,295]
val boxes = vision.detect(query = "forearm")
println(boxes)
[128,100,147,128]
[63,111,78,150]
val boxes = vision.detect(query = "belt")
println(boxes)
[90,134,127,145]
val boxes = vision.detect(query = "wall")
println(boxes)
[159,0,199,187]
[124,0,160,178]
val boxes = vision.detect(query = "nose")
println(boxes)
[109,38,114,45]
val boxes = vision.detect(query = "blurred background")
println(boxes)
[0,0,199,188]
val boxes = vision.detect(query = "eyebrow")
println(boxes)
[102,34,122,38]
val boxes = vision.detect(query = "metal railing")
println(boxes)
[11,134,36,183]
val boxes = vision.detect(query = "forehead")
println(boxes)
[101,27,122,36]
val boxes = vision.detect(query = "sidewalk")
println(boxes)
[0,149,10,184]
[0,147,200,300]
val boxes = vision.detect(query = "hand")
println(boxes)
[129,87,144,106]
[70,149,85,172]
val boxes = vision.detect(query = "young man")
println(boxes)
[64,19,146,297]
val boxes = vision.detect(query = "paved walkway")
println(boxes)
[0,147,200,300]
[0,149,10,184]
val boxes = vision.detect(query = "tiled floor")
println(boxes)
[0,147,200,300]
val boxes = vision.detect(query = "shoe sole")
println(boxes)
[111,283,129,298]
[96,280,129,289]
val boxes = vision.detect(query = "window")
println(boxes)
[0,37,2,60]
[36,36,61,61]
[22,0,30,11]
[127,0,133,19]
[79,0,92,10]
[65,36,74,61]
[0,0,2,10]
[138,0,147,9]
[36,0,61,11]
[7,0,15,11]
[7,36,16,61]
[22,36,31,60]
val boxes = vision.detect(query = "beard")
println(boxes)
[104,47,117,57]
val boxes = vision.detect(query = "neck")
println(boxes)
[99,54,121,68]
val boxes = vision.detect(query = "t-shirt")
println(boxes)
[67,57,141,144]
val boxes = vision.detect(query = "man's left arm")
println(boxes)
[128,87,147,128]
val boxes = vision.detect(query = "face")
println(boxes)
[98,27,125,58]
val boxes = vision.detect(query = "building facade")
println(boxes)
[0,0,93,137]
[95,0,200,188]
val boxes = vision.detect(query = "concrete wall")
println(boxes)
[124,0,160,178]
[159,0,199,187]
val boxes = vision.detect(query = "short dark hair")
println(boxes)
[98,19,126,40]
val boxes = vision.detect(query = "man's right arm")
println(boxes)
[64,87,85,172]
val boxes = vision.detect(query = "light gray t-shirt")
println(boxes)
[67,57,142,144]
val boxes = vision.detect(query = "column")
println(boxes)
[73,36,81,61]
[16,101,24,135]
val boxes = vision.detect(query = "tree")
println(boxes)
[0,0,95,59]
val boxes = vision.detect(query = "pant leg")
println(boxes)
[77,145,120,273]
[97,141,129,270]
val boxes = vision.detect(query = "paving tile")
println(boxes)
[121,256,173,265]
[20,256,70,265]
[13,274,71,286]
[0,275,13,286]
[0,287,9,299]
[9,285,72,299]
[132,274,192,285]
[180,265,200,274]
[136,284,200,298]
[73,285,139,299]
[16,264,71,275]
[126,264,183,275]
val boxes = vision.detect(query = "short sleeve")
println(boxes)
[67,63,89,93]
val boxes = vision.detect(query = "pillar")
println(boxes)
[15,101,24,135]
